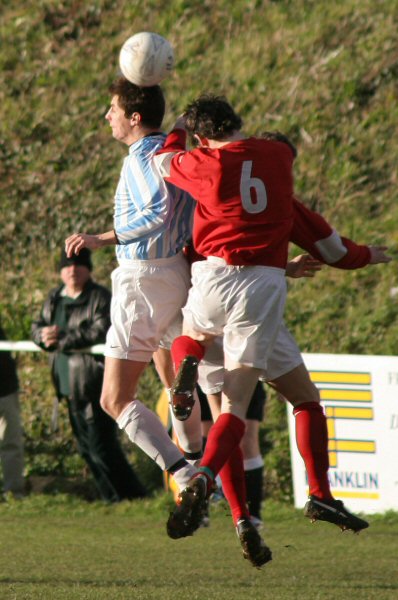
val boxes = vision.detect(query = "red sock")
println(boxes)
[219,445,250,525]
[171,335,205,374]
[293,402,333,500]
[199,413,245,480]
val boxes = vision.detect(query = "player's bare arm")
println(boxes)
[65,230,118,257]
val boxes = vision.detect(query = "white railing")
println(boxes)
[0,341,105,354]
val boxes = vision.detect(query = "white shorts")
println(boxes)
[197,322,303,394]
[105,253,190,362]
[183,257,287,369]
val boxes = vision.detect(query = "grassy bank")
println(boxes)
[1,0,397,489]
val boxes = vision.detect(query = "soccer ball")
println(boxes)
[119,32,174,87]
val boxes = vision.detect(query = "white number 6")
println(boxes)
[240,160,267,214]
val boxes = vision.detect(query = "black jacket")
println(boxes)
[31,280,111,404]
[0,325,19,397]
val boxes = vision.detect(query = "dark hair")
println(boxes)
[260,130,297,158]
[109,77,165,128]
[183,94,242,140]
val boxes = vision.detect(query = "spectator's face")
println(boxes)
[60,264,91,293]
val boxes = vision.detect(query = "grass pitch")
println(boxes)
[0,494,397,600]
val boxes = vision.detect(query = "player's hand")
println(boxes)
[173,115,186,130]
[286,254,323,278]
[65,233,101,257]
[368,246,392,264]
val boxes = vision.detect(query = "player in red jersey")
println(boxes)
[155,94,299,567]
[197,196,390,534]
[155,96,391,567]
[166,218,389,547]
[160,213,389,555]
[156,111,294,269]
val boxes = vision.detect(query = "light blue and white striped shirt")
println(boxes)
[114,133,194,262]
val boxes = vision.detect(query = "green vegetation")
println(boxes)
[0,495,397,599]
[1,1,397,491]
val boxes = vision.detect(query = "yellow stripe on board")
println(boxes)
[329,452,337,467]
[305,489,379,499]
[328,440,376,453]
[332,490,380,500]
[325,407,373,420]
[320,389,372,402]
[327,419,336,438]
[310,371,371,384]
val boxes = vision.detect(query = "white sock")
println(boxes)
[186,458,201,468]
[172,463,198,490]
[244,455,264,471]
[117,399,186,472]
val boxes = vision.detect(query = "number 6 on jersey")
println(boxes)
[240,160,268,214]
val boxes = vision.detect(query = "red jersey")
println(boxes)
[183,197,371,270]
[291,198,371,269]
[156,129,295,267]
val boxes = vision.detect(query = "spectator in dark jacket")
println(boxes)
[0,322,25,498]
[31,248,147,502]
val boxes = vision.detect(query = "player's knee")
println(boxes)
[288,381,320,407]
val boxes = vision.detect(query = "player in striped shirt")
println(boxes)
[65,78,198,494]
